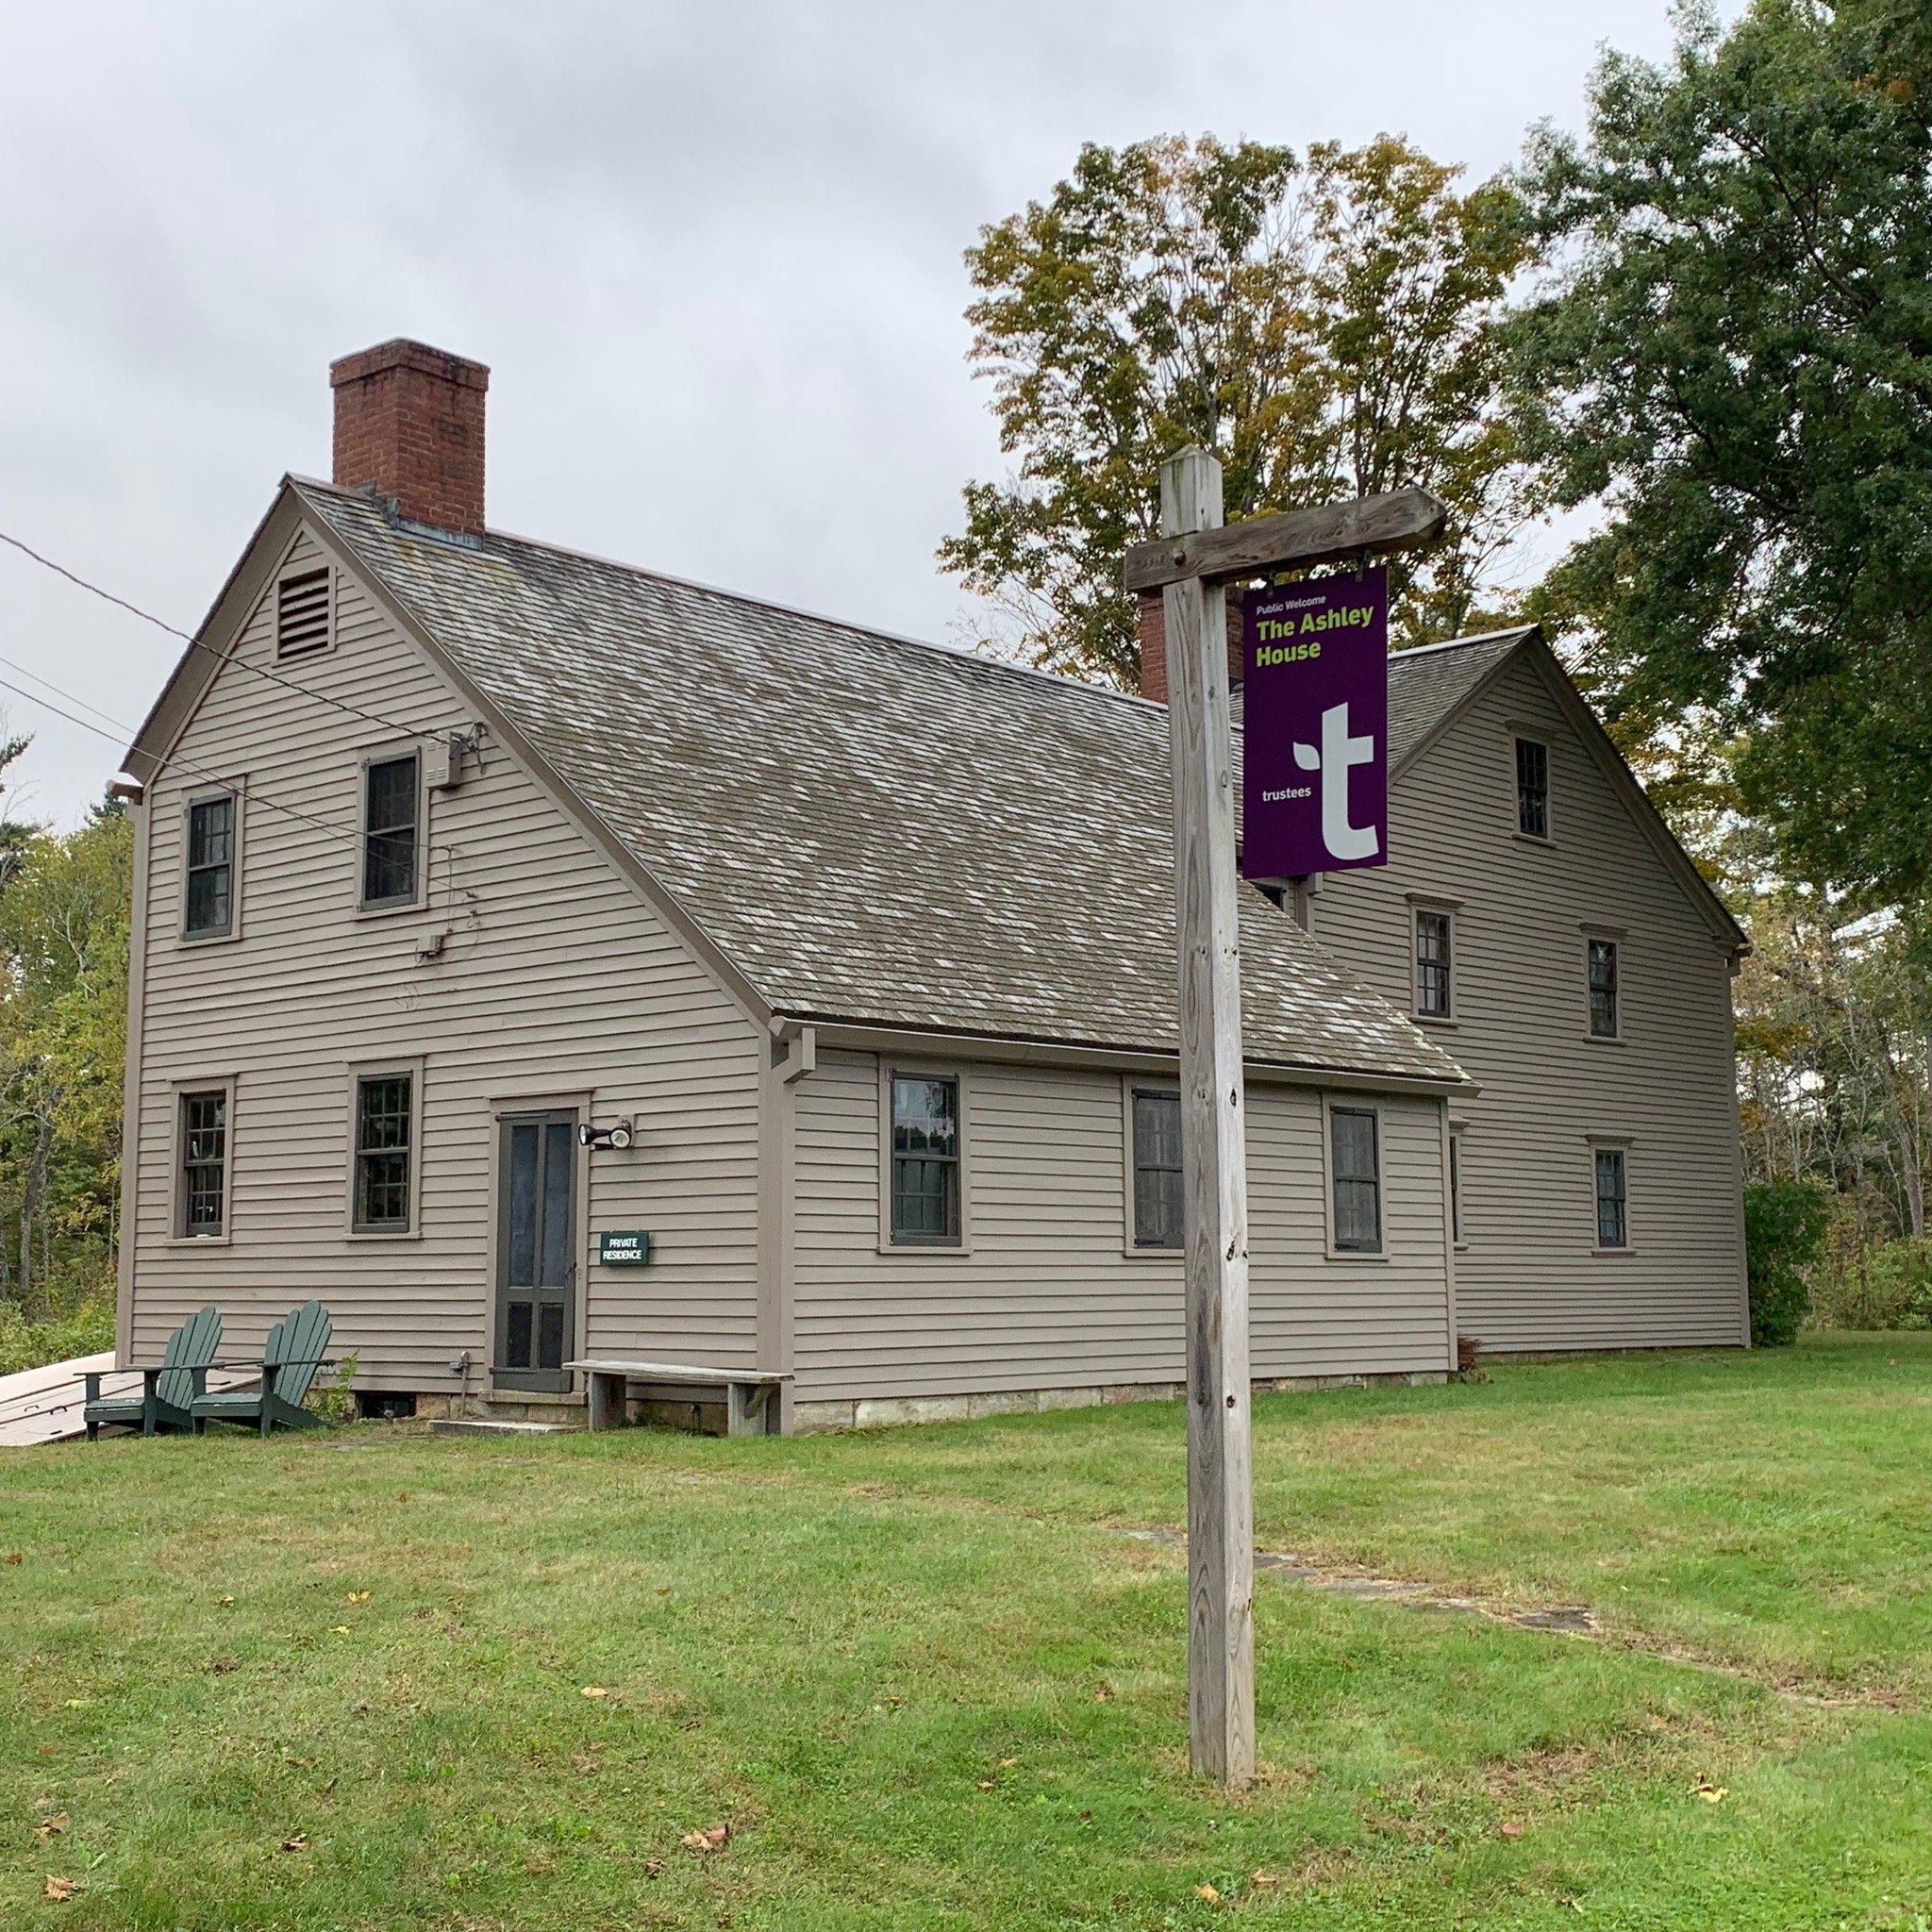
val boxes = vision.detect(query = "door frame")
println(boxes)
[485,1087,592,1397]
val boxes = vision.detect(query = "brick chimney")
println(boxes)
[1137,590,1243,702]
[330,340,490,537]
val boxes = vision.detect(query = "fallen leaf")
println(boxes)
[1694,1782,1728,1805]
[680,1824,730,1853]
[1251,1870,1279,1889]
[347,1591,372,1605]
[1500,1819,1528,1840]
[216,1594,235,1607]
[6,1551,22,1565]
[976,1779,996,1792]
[642,1857,663,1878]
[999,1757,1018,1768]
[280,1833,309,1854]
[44,1876,80,1902]
[61,1699,91,1709]
[328,1625,351,1635]
[35,1813,70,1840]
[1195,1882,1222,1903]
[580,1686,608,1700]
[1095,1684,1115,1702]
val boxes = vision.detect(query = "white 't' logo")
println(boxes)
[1291,703,1379,861]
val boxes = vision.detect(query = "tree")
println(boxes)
[941,134,1534,687]
[1510,0,1932,905]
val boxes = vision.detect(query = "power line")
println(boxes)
[0,524,452,747]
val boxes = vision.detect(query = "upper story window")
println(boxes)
[360,752,421,909]
[1329,1105,1383,1256]
[353,1072,416,1232]
[1588,938,1621,1038]
[889,1072,962,1247]
[276,566,332,658]
[177,1088,229,1238]
[1515,737,1550,839]
[1130,1087,1184,1251]
[1593,1146,1628,1249]
[184,792,237,940]
[1414,908,1454,1019]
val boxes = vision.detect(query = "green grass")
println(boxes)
[4,1334,1931,1929]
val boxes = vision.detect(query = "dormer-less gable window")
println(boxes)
[360,752,421,910]
[183,791,238,940]
[1588,938,1621,1039]
[276,566,332,658]
[1515,737,1550,839]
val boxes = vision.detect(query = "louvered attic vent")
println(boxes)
[276,567,331,657]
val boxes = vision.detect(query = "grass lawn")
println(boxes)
[4,1334,1931,1930]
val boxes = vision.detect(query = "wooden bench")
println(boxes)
[565,1359,789,1438]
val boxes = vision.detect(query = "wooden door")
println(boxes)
[494,1110,578,1392]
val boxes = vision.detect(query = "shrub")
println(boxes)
[1814,1239,1932,1331]
[1743,1179,1830,1346]
[0,1294,116,1376]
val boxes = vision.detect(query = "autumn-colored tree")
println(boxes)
[941,134,1534,687]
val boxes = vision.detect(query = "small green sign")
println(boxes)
[598,1230,653,1266]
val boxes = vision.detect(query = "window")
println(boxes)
[184,792,236,939]
[353,1073,415,1231]
[1593,1147,1628,1249]
[1516,737,1549,839]
[1329,1106,1382,1255]
[1130,1089,1184,1251]
[890,1073,961,1246]
[177,1089,228,1237]
[360,753,420,908]
[276,566,331,658]
[1415,908,1454,1019]
[1588,938,1621,1039]
[1449,1131,1463,1246]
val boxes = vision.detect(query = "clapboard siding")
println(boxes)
[126,523,763,1391]
[1313,653,1746,1354]
[791,1049,1450,1401]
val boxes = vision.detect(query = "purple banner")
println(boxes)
[1241,565,1390,881]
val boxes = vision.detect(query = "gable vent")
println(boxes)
[276,567,331,657]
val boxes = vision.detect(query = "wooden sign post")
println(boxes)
[1126,450,1444,1788]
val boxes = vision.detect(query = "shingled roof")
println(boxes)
[293,481,1465,1089]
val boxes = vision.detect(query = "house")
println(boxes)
[114,341,1747,1432]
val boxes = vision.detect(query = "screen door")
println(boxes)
[494,1109,578,1391]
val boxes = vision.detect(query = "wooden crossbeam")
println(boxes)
[1121,484,1446,593]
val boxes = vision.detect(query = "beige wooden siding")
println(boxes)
[1312,653,1746,1354]
[127,524,764,1392]
[791,1049,1450,1402]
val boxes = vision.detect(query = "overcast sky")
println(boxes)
[0,0,1711,826]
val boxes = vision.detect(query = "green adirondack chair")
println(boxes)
[83,1305,223,1440]
[191,1301,335,1437]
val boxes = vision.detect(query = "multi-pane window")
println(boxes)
[1131,1089,1184,1250]
[1588,938,1621,1038]
[1516,738,1549,839]
[1329,1107,1382,1254]
[1594,1147,1628,1249]
[353,1074,414,1231]
[361,754,420,908]
[890,1073,960,1245]
[184,793,236,938]
[1415,908,1454,1018]
[178,1089,227,1237]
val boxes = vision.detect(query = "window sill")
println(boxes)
[1412,1012,1457,1029]
[178,927,242,949]
[353,899,428,923]
[1585,1032,1625,1046]
[877,1241,972,1258]
[1591,1245,1634,1257]
[346,1225,423,1241]
[1511,831,1556,849]
[1326,1250,1390,1263]
[165,1233,231,1249]
[1123,1243,1183,1261]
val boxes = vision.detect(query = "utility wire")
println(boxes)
[0,524,453,746]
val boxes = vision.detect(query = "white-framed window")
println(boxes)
[1515,736,1550,840]
[1326,1102,1383,1257]
[358,749,424,911]
[1126,1084,1184,1253]
[1413,906,1455,1020]
[182,786,242,941]
[1587,936,1621,1039]
[880,1065,967,1250]
[1591,1141,1630,1250]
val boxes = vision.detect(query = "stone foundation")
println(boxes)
[791,1369,1446,1435]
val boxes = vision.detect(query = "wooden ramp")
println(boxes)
[0,1355,250,1448]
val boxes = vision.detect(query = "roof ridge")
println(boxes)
[291,475,1179,727]
[1389,625,1539,662]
